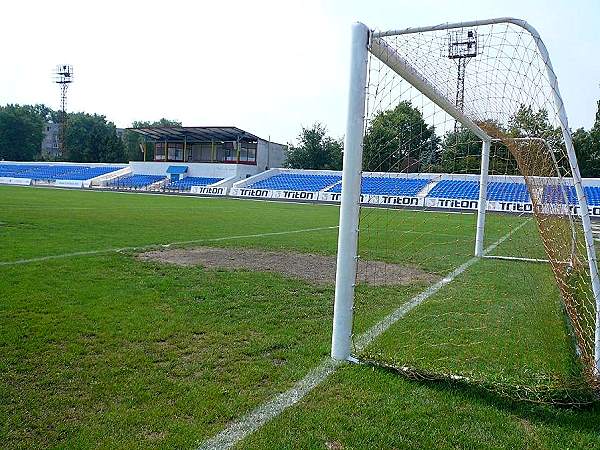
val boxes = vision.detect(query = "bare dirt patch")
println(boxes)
[136,247,437,287]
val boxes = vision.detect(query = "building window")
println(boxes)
[155,143,166,161]
[167,143,184,161]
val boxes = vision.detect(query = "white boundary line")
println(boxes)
[483,254,550,264]
[196,220,531,450]
[0,226,339,267]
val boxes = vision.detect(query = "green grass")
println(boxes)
[1,186,598,449]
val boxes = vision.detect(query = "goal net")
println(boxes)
[332,18,600,404]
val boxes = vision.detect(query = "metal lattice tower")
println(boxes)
[54,64,73,157]
[447,30,478,129]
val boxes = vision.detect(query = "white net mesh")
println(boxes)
[352,20,599,404]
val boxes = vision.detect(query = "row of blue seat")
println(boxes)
[250,173,341,192]
[426,180,532,202]
[429,181,600,205]
[0,164,121,181]
[54,166,122,180]
[243,173,600,205]
[249,174,535,202]
[166,177,223,190]
[108,175,165,189]
[329,177,429,196]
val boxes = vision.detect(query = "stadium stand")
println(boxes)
[14,165,76,180]
[54,166,122,180]
[427,180,480,199]
[542,185,600,206]
[584,186,600,206]
[166,176,223,191]
[0,164,122,181]
[248,173,341,191]
[486,181,530,202]
[0,164,34,177]
[427,179,531,202]
[4,162,600,215]
[328,176,430,195]
[543,185,576,204]
[108,174,165,189]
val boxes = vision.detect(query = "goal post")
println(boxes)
[332,18,600,400]
[331,22,369,360]
[475,139,491,257]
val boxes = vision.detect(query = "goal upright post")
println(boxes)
[331,22,369,361]
[475,139,491,257]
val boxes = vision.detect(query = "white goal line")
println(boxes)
[483,255,551,264]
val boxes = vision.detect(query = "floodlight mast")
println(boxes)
[332,18,600,377]
[447,30,478,120]
[54,64,74,157]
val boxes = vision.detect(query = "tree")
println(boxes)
[285,123,343,170]
[30,104,60,123]
[125,118,182,161]
[64,113,126,163]
[0,105,45,161]
[439,128,482,174]
[573,100,600,178]
[362,101,439,173]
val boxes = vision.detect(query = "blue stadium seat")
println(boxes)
[54,166,122,180]
[328,177,429,196]
[486,181,530,202]
[427,180,480,200]
[0,164,35,177]
[19,165,81,180]
[542,185,600,206]
[584,186,600,206]
[427,180,531,202]
[166,176,223,191]
[249,173,341,192]
[108,174,165,189]
[0,164,122,181]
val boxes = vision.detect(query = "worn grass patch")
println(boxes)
[137,246,439,286]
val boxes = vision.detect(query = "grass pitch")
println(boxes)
[1,186,599,449]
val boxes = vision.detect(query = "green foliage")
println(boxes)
[131,118,182,128]
[125,118,182,161]
[439,128,482,174]
[63,113,126,163]
[363,101,440,173]
[29,104,60,123]
[0,104,45,161]
[508,105,556,139]
[439,125,518,175]
[285,123,343,170]
[573,101,600,178]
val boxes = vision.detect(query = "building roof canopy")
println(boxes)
[126,126,261,143]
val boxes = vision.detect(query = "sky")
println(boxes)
[2,0,599,144]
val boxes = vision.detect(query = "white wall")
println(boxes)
[256,139,286,171]
[128,161,260,179]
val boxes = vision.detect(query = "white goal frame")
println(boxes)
[331,18,600,376]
